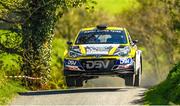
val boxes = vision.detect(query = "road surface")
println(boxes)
[11,77,147,105]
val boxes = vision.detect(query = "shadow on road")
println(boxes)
[19,87,129,96]
[130,89,147,105]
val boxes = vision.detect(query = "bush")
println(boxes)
[0,53,21,76]
[145,62,180,105]
[0,72,26,105]
[0,81,26,105]
[47,38,67,89]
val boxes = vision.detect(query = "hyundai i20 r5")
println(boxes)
[64,25,142,87]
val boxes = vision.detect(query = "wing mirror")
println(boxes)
[67,41,72,45]
[132,40,138,44]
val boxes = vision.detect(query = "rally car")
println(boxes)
[63,25,142,87]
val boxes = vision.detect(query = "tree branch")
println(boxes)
[0,17,22,24]
[0,43,22,55]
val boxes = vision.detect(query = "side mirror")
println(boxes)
[132,40,138,44]
[67,41,72,45]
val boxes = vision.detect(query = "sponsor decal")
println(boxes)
[86,60,110,69]
[83,30,122,33]
[85,45,113,55]
[67,60,77,66]
[119,58,133,64]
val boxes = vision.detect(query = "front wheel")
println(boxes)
[134,68,142,86]
[76,78,83,87]
[65,76,83,87]
[135,57,142,86]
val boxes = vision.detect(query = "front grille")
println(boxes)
[80,59,116,71]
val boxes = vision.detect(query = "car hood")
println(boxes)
[80,44,119,55]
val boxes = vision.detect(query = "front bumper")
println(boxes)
[64,58,134,76]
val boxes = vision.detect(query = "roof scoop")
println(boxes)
[96,24,107,30]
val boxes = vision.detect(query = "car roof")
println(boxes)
[81,27,125,31]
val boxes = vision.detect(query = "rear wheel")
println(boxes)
[124,74,135,86]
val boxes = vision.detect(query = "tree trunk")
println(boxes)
[21,0,56,89]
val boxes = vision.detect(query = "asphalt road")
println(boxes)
[11,77,147,105]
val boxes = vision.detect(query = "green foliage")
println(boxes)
[55,0,180,85]
[0,30,22,76]
[0,30,22,55]
[0,73,5,87]
[113,0,180,83]
[48,38,67,89]
[145,62,180,105]
[95,0,139,14]
[0,44,25,105]
[0,0,94,89]
[0,53,21,75]
[0,0,179,92]
[55,6,112,40]
[0,73,26,105]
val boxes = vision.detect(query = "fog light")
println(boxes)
[112,64,133,70]
[65,66,81,71]
[118,64,130,69]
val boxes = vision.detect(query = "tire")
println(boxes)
[124,74,135,86]
[134,69,141,86]
[65,76,83,87]
[135,57,142,86]
[75,77,83,87]
[65,76,76,87]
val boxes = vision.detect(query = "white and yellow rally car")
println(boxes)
[64,25,142,87]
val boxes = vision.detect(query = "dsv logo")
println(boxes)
[67,60,77,65]
[86,60,110,69]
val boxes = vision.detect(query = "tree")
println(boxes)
[0,0,93,88]
[113,0,180,83]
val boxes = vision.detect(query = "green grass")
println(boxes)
[95,0,140,14]
[0,79,26,105]
[145,62,180,105]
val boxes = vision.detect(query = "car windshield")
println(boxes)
[75,30,127,44]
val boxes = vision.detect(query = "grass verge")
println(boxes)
[144,62,180,105]
[0,79,26,105]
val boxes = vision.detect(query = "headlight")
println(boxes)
[68,46,82,58]
[114,46,131,56]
